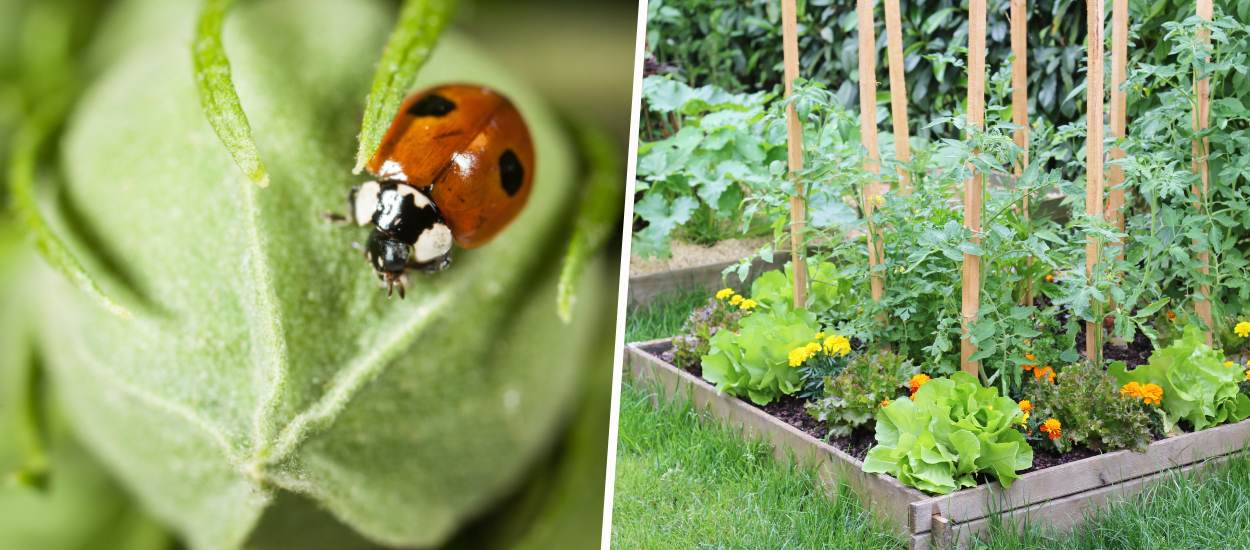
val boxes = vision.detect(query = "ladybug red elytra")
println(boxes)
[330,84,535,298]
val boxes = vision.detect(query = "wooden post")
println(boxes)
[1011,0,1032,306]
[1085,0,1105,362]
[1192,0,1214,343]
[1107,0,1128,238]
[962,0,987,375]
[883,0,911,194]
[857,0,886,308]
[781,0,808,309]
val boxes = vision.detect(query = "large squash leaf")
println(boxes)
[31,1,607,548]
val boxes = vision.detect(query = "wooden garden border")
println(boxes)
[627,252,791,308]
[625,339,1250,550]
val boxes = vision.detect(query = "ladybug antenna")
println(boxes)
[386,277,395,298]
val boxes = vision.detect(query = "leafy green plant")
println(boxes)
[671,294,747,369]
[701,305,821,405]
[1024,362,1157,453]
[862,371,1032,494]
[1110,326,1250,432]
[806,351,914,437]
[749,259,852,314]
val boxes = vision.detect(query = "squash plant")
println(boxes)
[1,0,622,548]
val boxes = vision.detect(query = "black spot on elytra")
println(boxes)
[408,94,456,117]
[499,149,524,197]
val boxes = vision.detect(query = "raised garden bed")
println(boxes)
[628,249,790,308]
[626,338,1250,549]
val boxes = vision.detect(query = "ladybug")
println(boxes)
[331,84,535,298]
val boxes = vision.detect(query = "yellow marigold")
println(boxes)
[823,334,852,357]
[715,288,734,300]
[815,331,827,340]
[1121,381,1143,399]
[805,342,822,355]
[880,399,891,408]
[909,374,931,396]
[1245,369,1250,382]
[1040,418,1062,440]
[729,294,744,306]
[1226,360,1236,368]
[1140,383,1163,406]
[1018,412,1030,425]
[1236,321,1250,339]
[788,346,811,368]
[739,299,758,310]
[1018,400,1033,414]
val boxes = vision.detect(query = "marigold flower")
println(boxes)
[1245,369,1250,382]
[1226,360,1236,368]
[788,346,811,368]
[815,331,826,340]
[1025,353,1036,361]
[823,334,852,357]
[1040,418,1062,440]
[1236,321,1250,339]
[1021,363,1034,372]
[1018,412,1030,425]
[1166,310,1176,322]
[880,399,891,408]
[729,294,744,306]
[805,342,822,355]
[715,288,734,300]
[909,374,931,396]
[739,299,758,310]
[1140,383,1163,406]
[1033,366,1055,383]
[1120,381,1143,399]
[1045,274,1055,283]
[1018,400,1032,414]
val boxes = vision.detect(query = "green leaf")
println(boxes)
[192,0,269,187]
[557,121,624,322]
[352,0,455,173]
[36,1,608,548]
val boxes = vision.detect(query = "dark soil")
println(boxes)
[639,339,1132,480]
[1079,321,1155,368]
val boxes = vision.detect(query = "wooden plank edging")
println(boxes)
[625,338,1250,548]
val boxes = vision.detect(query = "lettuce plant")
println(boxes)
[806,351,914,437]
[862,372,1033,495]
[700,306,820,405]
[749,260,851,314]
[1025,362,1156,453]
[1110,326,1250,433]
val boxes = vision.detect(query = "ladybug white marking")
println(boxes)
[414,223,452,263]
[353,181,381,226]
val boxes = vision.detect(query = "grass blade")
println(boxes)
[192,0,269,187]
[353,0,455,173]
[558,121,624,322]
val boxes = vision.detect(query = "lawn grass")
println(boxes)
[623,289,709,343]
[613,294,1250,549]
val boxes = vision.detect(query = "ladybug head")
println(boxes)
[365,230,411,298]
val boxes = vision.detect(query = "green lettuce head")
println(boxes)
[1110,326,1250,433]
[862,372,1033,495]
[701,306,820,405]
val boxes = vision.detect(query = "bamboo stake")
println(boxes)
[1011,0,1032,306]
[1085,0,1106,362]
[781,0,808,309]
[883,0,912,194]
[962,0,987,375]
[1107,0,1128,238]
[1193,0,1214,343]
[857,0,886,308]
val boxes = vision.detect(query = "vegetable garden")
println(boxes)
[626,0,1250,546]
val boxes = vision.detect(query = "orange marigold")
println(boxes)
[909,374,931,396]
[1018,400,1033,414]
[1140,383,1163,406]
[1120,381,1143,399]
[880,399,891,408]
[1033,366,1055,383]
[1040,418,1062,440]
